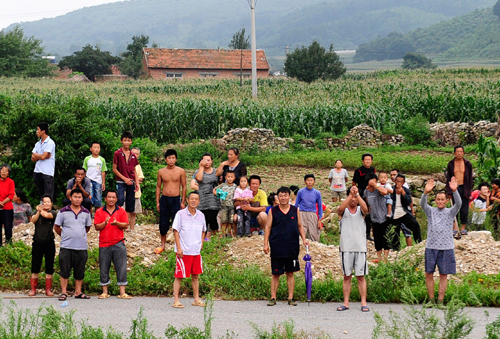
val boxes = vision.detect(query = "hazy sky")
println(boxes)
[0,0,124,30]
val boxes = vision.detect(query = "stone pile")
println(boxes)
[221,128,290,152]
[430,120,497,146]
[341,124,404,149]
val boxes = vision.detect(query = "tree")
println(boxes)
[284,41,346,83]
[0,26,53,77]
[59,44,120,81]
[402,52,437,70]
[228,28,250,50]
[120,35,149,79]
[494,0,500,19]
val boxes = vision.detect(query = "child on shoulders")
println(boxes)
[378,171,394,219]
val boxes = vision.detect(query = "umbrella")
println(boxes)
[303,245,312,306]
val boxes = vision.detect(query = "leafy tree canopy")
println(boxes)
[228,28,250,50]
[59,44,120,81]
[120,35,149,79]
[284,41,346,83]
[402,52,437,69]
[0,26,53,77]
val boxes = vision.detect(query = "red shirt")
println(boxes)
[0,178,15,210]
[94,205,129,247]
[113,148,138,181]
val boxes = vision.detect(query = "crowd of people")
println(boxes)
[0,121,496,309]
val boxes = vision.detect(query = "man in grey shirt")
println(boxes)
[62,167,92,211]
[337,186,370,312]
[421,177,461,306]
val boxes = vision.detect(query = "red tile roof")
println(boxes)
[143,48,270,71]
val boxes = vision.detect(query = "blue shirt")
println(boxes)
[55,205,92,250]
[32,136,56,176]
[295,187,323,218]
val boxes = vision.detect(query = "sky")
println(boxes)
[0,0,124,30]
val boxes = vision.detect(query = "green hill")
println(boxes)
[5,0,495,65]
[354,7,500,62]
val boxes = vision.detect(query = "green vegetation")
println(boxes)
[355,7,500,62]
[120,35,151,79]
[228,28,250,50]
[0,26,54,77]
[284,41,346,83]
[402,53,436,70]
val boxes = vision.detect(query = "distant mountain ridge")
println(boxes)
[354,7,500,62]
[6,0,496,66]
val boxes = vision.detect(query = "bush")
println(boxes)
[399,115,433,146]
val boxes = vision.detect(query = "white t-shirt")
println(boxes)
[83,155,107,184]
[328,168,349,192]
[172,208,207,255]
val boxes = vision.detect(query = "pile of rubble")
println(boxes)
[220,128,291,152]
[430,120,498,146]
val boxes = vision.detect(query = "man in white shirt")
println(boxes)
[31,122,56,203]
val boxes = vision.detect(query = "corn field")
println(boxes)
[1,68,499,143]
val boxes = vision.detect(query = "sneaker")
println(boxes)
[288,299,297,306]
[258,230,265,236]
[267,298,277,306]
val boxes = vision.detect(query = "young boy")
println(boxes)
[421,177,461,306]
[172,192,206,308]
[295,174,323,241]
[155,149,187,253]
[129,147,145,231]
[112,132,139,220]
[378,171,394,218]
[471,182,492,229]
[213,171,237,237]
[83,142,107,212]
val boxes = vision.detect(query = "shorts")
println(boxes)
[271,257,300,275]
[425,248,456,275]
[220,206,235,224]
[175,254,203,278]
[201,209,219,231]
[331,190,347,199]
[90,180,103,208]
[400,223,412,238]
[159,195,181,235]
[385,194,393,205]
[134,198,142,214]
[59,248,88,280]
[340,252,368,277]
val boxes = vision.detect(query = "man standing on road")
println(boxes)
[264,186,309,306]
[337,186,369,312]
[32,122,55,203]
[54,189,92,301]
[446,145,473,238]
[94,190,132,300]
[172,192,206,309]
[155,149,187,253]
[241,175,268,235]
[352,153,375,241]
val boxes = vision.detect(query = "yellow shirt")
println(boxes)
[135,164,145,198]
[253,189,268,206]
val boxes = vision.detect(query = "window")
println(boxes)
[199,73,218,78]
[166,73,183,79]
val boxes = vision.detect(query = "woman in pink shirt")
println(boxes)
[0,164,15,245]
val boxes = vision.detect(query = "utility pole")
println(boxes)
[249,0,257,97]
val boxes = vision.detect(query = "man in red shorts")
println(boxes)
[172,192,206,308]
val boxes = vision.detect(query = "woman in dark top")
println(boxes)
[216,147,247,185]
[29,194,57,297]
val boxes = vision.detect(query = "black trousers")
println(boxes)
[31,240,56,274]
[0,209,13,245]
[390,213,422,250]
[33,173,54,202]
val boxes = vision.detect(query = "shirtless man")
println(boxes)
[446,146,473,238]
[155,149,186,253]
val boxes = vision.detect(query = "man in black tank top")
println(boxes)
[263,187,309,306]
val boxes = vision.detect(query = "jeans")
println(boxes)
[90,180,103,208]
[99,242,128,286]
[236,209,250,236]
[117,182,135,213]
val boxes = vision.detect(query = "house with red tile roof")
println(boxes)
[142,48,270,79]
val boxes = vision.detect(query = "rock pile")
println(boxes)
[340,124,404,149]
[430,120,497,146]
[221,128,290,152]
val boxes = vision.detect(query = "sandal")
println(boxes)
[192,300,206,307]
[172,301,184,308]
[98,293,110,299]
[337,305,349,311]
[58,293,67,301]
[461,230,468,235]
[74,293,91,299]
[361,306,370,312]
[154,247,164,254]
[118,293,133,299]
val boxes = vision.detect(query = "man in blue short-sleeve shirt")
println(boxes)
[54,189,92,301]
